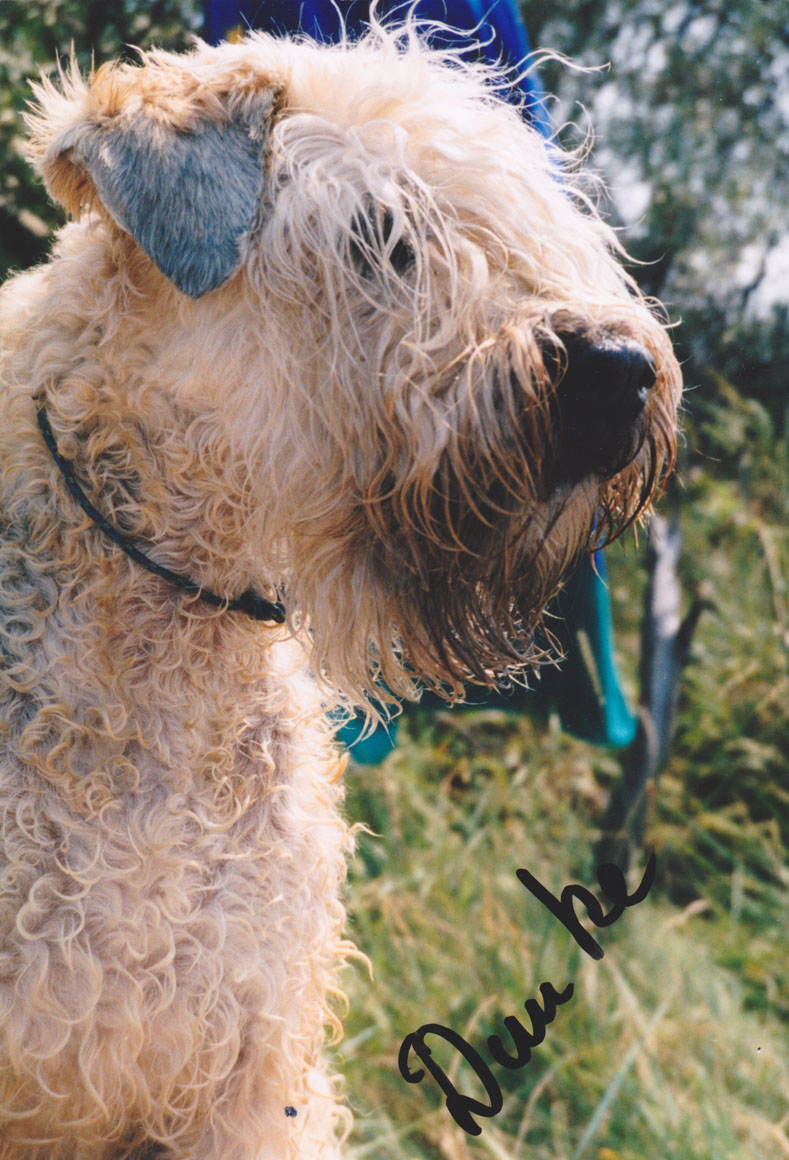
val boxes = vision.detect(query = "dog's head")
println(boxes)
[28,24,681,703]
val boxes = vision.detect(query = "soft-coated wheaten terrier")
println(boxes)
[0,22,681,1160]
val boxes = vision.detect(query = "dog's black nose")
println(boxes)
[568,338,657,421]
[546,335,658,480]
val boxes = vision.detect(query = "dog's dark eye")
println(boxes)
[349,207,414,280]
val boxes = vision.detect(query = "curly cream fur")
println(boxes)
[0,20,681,1159]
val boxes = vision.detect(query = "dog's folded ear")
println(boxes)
[28,61,275,298]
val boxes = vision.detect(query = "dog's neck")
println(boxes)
[37,400,285,623]
[36,373,284,624]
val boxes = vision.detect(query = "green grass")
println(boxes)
[339,708,787,1160]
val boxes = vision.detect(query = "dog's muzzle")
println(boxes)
[547,333,658,481]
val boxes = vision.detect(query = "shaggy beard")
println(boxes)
[364,382,678,697]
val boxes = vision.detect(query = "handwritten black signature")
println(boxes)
[398,853,657,1136]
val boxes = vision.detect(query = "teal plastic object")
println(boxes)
[528,552,638,749]
[338,553,638,763]
[336,715,400,765]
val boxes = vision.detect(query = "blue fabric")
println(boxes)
[203,1,551,135]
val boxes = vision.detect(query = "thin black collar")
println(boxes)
[36,401,286,624]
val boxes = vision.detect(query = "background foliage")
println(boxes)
[1,2,786,1157]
